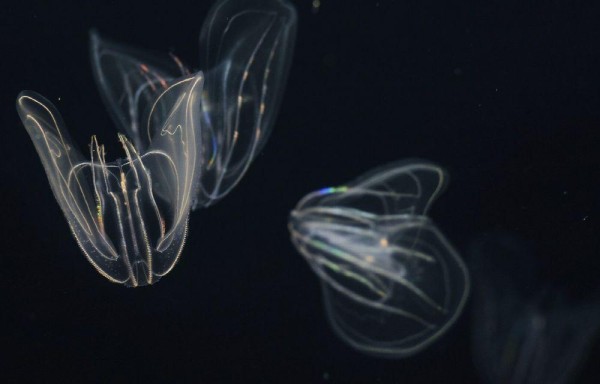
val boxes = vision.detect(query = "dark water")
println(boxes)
[2,0,600,382]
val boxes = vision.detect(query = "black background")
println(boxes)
[2,0,600,382]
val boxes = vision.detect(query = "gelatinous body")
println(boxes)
[289,160,470,357]
[17,0,296,286]
[91,0,297,209]
[197,0,297,207]
[17,74,204,287]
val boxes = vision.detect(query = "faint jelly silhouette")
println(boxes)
[470,234,600,384]
[17,0,297,287]
[289,160,470,357]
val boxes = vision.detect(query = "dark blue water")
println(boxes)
[2,0,600,382]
